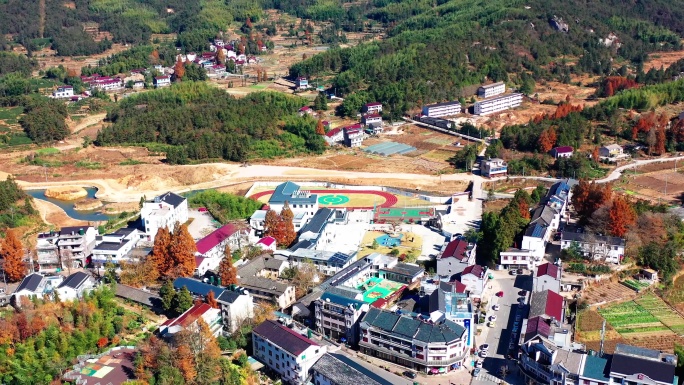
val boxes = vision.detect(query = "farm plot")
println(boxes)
[622,280,651,292]
[634,293,684,335]
[598,301,669,336]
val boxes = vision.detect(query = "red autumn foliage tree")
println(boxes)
[174,59,185,80]
[218,247,237,286]
[150,49,160,64]
[97,337,109,349]
[600,76,638,97]
[571,180,613,222]
[263,209,283,244]
[315,118,326,135]
[518,200,530,220]
[608,195,636,237]
[655,124,667,155]
[548,103,583,120]
[170,223,197,278]
[538,128,557,153]
[591,147,599,162]
[216,48,226,65]
[150,227,172,277]
[15,313,30,341]
[245,17,253,29]
[206,290,218,308]
[632,111,656,140]
[1,229,26,282]
[279,202,297,247]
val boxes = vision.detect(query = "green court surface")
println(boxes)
[375,207,434,219]
[357,277,404,303]
[318,194,350,205]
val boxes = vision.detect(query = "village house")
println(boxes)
[361,113,383,127]
[91,228,141,267]
[160,302,222,339]
[480,158,508,177]
[55,271,96,301]
[607,344,677,385]
[295,77,309,90]
[52,86,74,98]
[311,353,395,385]
[533,263,562,293]
[436,238,477,278]
[314,289,369,346]
[173,277,224,299]
[519,335,584,385]
[267,181,318,217]
[324,127,344,146]
[12,274,63,307]
[477,82,506,98]
[154,75,171,88]
[256,236,277,252]
[298,106,313,116]
[550,146,574,159]
[474,93,523,115]
[364,102,383,114]
[236,256,296,309]
[140,192,188,241]
[253,319,327,385]
[132,80,144,89]
[427,280,475,348]
[421,101,461,117]
[35,226,97,273]
[196,224,243,260]
[599,144,624,158]
[216,286,254,335]
[560,232,625,264]
[459,265,489,297]
[343,125,364,147]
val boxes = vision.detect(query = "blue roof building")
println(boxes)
[173,277,224,299]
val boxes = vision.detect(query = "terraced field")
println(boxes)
[598,301,671,336]
[635,293,684,335]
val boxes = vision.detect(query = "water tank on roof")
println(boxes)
[79,228,84,235]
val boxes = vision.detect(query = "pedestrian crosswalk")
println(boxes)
[476,371,502,384]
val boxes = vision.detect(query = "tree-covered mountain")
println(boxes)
[290,0,684,118]
[95,82,325,163]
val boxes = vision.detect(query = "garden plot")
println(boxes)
[598,301,669,336]
[634,293,684,335]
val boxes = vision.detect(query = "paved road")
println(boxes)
[471,270,532,385]
[594,155,684,183]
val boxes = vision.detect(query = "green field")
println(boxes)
[599,293,684,336]
[0,106,24,125]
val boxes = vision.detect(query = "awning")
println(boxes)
[431,368,439,374]
[438,367,446,373]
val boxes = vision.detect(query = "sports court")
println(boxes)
[357,277,405,303]
[250,189,399,209]
[374,207,435,223]
[364,142,417,156]
[70,348,137,384]
[376,233,403,247]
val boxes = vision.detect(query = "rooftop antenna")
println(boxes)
[599,319,606,357]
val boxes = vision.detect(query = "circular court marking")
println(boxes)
[318,195,350,205]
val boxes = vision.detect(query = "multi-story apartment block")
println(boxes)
[474,93,523,115]
[359,307,468,373]
[216,286,254,335]
[253,319,327,385]
[91,228,140,267]
[560,232,625,264]
[480,158,508,178]
[364,102,383,114]
[421,101,461,118]
[314,290,369,347]
[343,125,364,147]
[428,280,474,348]
[35,226,97,273]
[607,344,677,385]
[140,192,188,241]
[477,82,506,98]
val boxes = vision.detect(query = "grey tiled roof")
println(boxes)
[58,272,91,289]
[561,232,625,246]
[312,354,392,385]
[362,307,465,343]
[16,273,44,293]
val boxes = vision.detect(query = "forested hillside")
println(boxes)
[290,0,684,118]
[95,82,325,163]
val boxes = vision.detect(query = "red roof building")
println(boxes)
[195,224,239,256]
[529,289,564,321]
[537,263,560,279]
[440,239,469,261]
[462,264,485,278]
[161,302,221,338]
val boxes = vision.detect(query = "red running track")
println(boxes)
[249,189,398,209]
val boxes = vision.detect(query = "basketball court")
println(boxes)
[69,348,137,384]
[357,277,405,303]
[374,207,435,223]
[250,189,399,209]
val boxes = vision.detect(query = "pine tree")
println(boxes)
[170,223,197,278]
[150,227,172,277]
[159,280,175,311]
[1,229,26,282]
[172,286,194,316]
[218,248,238,286]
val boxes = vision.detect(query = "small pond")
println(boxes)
[26,187,113,222]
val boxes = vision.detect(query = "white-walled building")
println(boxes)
[422,101,461,117]
[12,274,63,307]
[160,302,222,338]
[252,319,327,385]
[295,77,308,90]
[560,232,625,264]
[154,76,171,88]
[480,158,508,178]
[52,86,74,98]
[311,353,394,385]
[266,181,318,217]
[195,224,242,259]
[362,113,382,127]
[216,287,254,334]
[459,264,489,297]
[55,271,96,301]
[343,125,364,147]
[364,102,383,114]
[324,127,344,146]
[474,93,523,115]
[140,192,188,241]
[436,238,476,278]
[35,226,97,273]
[551,146,574,159]
[91,228,141,266]
[477,82,506,98]
[314,289,369,346]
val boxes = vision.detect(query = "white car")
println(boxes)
[475,360,483,368]
[480,344,489,352]
[492,304,500,311]
[480,350,489,358]
[489,315,497,322]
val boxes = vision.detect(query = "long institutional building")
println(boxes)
[421,101,462,117]
[474,92,523,115]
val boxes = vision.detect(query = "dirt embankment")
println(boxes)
[44,186,88,200]
[73,198,103,211]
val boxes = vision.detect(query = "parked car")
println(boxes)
[480,344,489,352]
[509,269,518,276]
[518,296,526,303]
[403,371,417,379]
[496,291,504,297]
[473,368,481,377]
[480,350,489,358]
[516,268,523,275]
[489,315,497,322]
[518,290,527,296]
[492,304,500,311]
[487,321,496,328]
[475,360,483,368]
